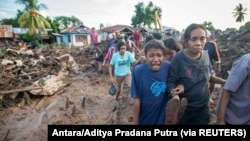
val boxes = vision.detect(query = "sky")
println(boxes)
[0,0,249,31]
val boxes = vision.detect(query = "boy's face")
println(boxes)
[146,48,164,71]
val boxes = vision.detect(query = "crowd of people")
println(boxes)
[89,24,250,125]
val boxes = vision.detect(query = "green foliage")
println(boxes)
[99,23,104,29]
[0,48,4,55]
[225,27,237,31]
[0,10,24,27]
[15,0,48,11]
[131,2,145,27]
[37,43,48,48]
[202,21,215,31]
[46,17,60,33]
[0,18,19,27]
[232,3,248,23]
[16,0,51,36]
[20,32,37,42]
[131,1,162,28]
[244,21,250,30]
[54,16,83,30]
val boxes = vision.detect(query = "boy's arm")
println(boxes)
[133,98,140,125]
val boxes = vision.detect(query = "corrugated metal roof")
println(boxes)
[99,24,136,33]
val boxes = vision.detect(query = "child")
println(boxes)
[131,39,170,125]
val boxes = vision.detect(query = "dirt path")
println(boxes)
[0,72,134,141]
[0,70,222,140]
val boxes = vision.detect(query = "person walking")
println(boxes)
[109,41,135,100]
[134,29,140,47]
[123,35,138,57]
[163,37,186,125]
[167,23,226,125]
[215,53,250,125]
[90,27,98,54]
[163,38,182,62]
[93,45,104,74]
[131,39,170,125]
[203,31,221,107]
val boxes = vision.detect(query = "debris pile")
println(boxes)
[0,45,94,107]
[217,30,250,79]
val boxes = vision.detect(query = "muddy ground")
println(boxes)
[0,69,221,141]
[0,70,135,140]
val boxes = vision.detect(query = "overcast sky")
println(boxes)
[0,0,249,31]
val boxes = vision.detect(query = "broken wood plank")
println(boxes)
[0,87,42,95]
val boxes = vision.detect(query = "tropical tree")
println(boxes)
[46,17,60,33]
[54,16,82,30]
[202,21,215,31]
[0,18,19,27]
[232,3,248,23]
[131,2,145,27]
[131,1,162,28]
[0,10,25,27]
[99,23,104,29]
[16,0,51,36]
[244,21,250,30]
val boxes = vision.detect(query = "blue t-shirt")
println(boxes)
[131,61,170,125]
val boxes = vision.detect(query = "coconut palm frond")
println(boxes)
[18,12,30,28]
[232,3,248,23]
[38,15,51,28]
[16,0,51,36]
[37,18,47,34]
[29,17,36,35]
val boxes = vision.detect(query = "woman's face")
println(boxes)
[187,28,207,55]
[146,48,164,71]
[119,45,127,55]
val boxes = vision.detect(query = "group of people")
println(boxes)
[90,24,250,125]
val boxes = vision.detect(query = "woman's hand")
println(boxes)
[110,76,115,84]
[171,84,184,96]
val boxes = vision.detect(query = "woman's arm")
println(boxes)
[209,76,226,86]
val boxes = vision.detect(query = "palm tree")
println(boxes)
[232,3,248,23]
[16,0,50,36]
[99,23,104,29]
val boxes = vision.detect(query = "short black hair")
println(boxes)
[124,34,129,40]
[117,41,126,51]
[145,34,154,43]
[163,38,181,52]
[144,39,166,55]
[152,32,162,40]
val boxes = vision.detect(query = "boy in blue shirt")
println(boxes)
[131,39,170,125]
